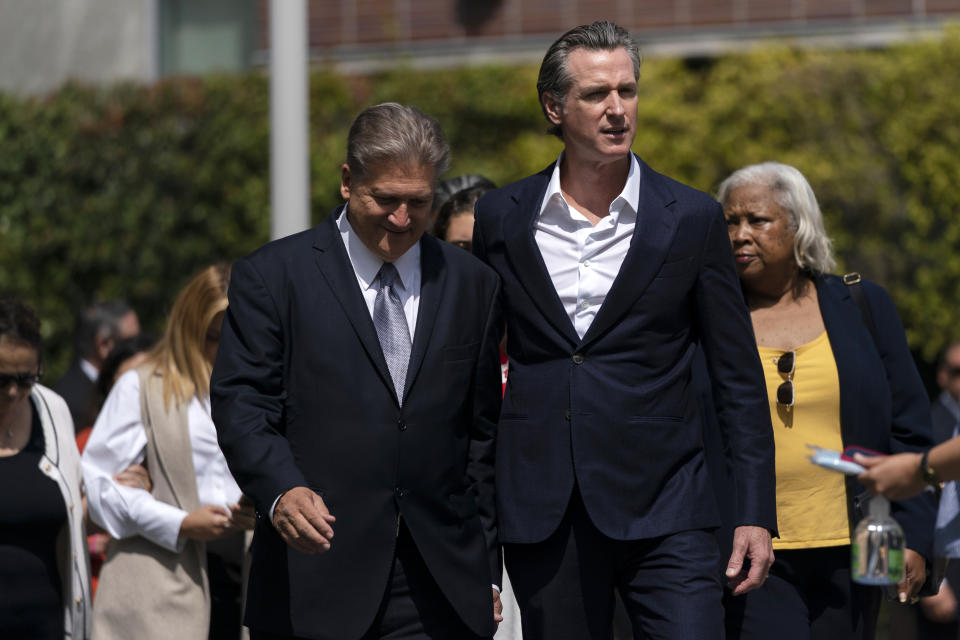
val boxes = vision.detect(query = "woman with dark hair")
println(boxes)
[0,297,91,639]
[431,174,496,229]
[433,184,495,254]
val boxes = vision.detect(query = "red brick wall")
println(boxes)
[257,0,960,51]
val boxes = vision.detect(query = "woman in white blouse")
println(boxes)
[82,264,254,640]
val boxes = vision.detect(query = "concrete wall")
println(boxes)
[0,0,156,95]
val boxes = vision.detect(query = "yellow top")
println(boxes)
[758,331,850,550]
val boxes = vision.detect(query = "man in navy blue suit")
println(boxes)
[212,103,504,640]
[473,21,778,639]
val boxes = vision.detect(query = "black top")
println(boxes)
[0,400,66,639]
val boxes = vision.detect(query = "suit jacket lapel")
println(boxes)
[312,210,397,403]
[503,165,580,347]
[816,276,862,444]
[580,158,679,349]
[404,235,445,399]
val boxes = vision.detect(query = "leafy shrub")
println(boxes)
[1,32,958,379]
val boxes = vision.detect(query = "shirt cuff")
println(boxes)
[268,493,283,523]
[143,502,190,552]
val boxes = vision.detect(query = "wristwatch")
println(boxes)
[919,450,941,487]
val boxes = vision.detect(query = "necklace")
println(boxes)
[1,405,25,444]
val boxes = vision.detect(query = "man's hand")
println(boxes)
[180,505,234,541]
[273,486,336,554]
[114,463,152,492]
[726,525,775,596]
[855,452,926,501]
[897,549,926,604]
[229,495,256,531]
[492,588,503,627]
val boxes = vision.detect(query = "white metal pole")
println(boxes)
[270,0,310,240]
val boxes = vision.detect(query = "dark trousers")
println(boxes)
[207,532,245,640]
[724,545,881,640]
[252,521,489,640]
[504,487,724,640]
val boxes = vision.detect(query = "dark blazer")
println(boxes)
[472,156,777,545]
[704,274,937,565]
[210,210,503,640]
[818,275,936,558]
[53,361,99,432]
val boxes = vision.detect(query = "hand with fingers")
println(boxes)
[492,588,503,628]
[272,486,336,554]
[180,504,235,541]
[229,495,257,531]
[854,452,926,501]
[897,549,927,604]
[114,463,152,492]
[726,525,775,595]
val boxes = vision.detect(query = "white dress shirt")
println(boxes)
[338,206,421,341]
[535,153,641,339]
[82,369,243,552]
[80,358,98,381]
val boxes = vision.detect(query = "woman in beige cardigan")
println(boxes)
[0,298,92,639]
[82,264,254,640]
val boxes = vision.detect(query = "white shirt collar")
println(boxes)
[80,358,99,381]
[538,152,641,223]
[337,205,420,293]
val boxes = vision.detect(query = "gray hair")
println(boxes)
[345,103,450,183]
[536,21,641,139]
[717,162,836,275]
[75,300,134,359]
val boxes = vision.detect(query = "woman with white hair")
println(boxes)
[716,162,935,638]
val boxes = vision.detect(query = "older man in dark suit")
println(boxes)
[211,103,503,640]
[473,21,777,639]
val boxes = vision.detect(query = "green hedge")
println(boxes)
[2,30,959,380]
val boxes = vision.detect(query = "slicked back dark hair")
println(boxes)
[536,21,641,139]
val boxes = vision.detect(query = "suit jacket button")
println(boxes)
[395,487,407,498]
[572,353,585,365]
[398,420,407,431]
[565,409,571,421]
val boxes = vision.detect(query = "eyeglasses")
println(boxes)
[775,351,795,409]
[0,371,42,390]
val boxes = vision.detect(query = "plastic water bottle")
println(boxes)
[851,495,905,585]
